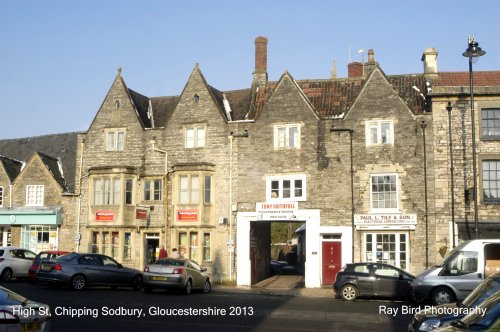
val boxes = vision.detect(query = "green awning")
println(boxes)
[0,208,62,225]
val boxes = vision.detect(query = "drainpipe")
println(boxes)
[229,135,233,283]
[151,137,168,245]
[76,138,85,252]
[9,184,13,208]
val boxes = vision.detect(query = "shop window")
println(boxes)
[123,232,132,260]
[178,232,187,258]
[26,185,44,206]
[21,226,57,252]
[274,124,300,149]
[185,125,206,148]
[144,179,162,201]
[365,233,408,270]
[266,174,306,201]
[190,232,198,263]
[482,160,500,203]
[111,232,119,259]
[0,187,3,207]
[481,109,500,140]
[365,120,394,146]
[106,129,126,151]
[91,232,100,253]
[102,232,110,256]
[202,233,211,261]
[370,174,398,211]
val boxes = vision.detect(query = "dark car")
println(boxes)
[431,290,500,331]
[36,252,142,290]
[333,262,415,301]
[28,250,69,282]
[409,273,500,332]
[143,258,210,295]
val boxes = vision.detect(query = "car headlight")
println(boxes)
[419,318,441,331]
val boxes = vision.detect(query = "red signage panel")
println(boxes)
[95,210,114,222]
[177,209,198,221]
[136,209,148,220]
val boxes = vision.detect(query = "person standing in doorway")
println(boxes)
[171,248,180,259]
[159,246,167,259]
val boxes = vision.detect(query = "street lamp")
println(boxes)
[462,37,486,239]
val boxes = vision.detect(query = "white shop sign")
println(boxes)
[354,214,417,229]
[256,202,298,220]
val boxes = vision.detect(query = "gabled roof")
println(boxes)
[36,152,66,191]
[0,155,23,183]
[0,132,79,192]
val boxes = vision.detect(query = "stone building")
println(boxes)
[1,37,499,288]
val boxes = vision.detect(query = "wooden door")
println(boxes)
[322,241,342,285]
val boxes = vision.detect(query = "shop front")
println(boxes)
[0,207,62,252]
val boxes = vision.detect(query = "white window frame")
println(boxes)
[370,173,399,212]
[266,174,306,201]
[26,185,44,206]
[105,128,126,151]
[143,178,163,201]
[365,120,394,146]
[92,176,122,206]
[184,124,206,148]
[178,175,199,204]
[274,124,301,149]
[364,232,409,270]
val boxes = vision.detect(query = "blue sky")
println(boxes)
[1,0,499,139]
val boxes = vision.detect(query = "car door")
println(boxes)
[187,261,202,288]
[77,255,105,284]
[100,255,131,285]
[372,264,408,297]
[351,264,374,296]
[19,250,36,276]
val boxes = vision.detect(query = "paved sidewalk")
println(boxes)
[213,275,335,298]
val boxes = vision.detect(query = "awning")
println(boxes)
[0,207,62,226]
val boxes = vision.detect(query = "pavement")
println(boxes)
[213,275,335,298]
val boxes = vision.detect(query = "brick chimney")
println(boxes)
[253,36,268,86]
[363,49,377,77]
[421,48,438,79]
[348,62,363,78]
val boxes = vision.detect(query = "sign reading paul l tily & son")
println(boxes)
[354,214,417,229]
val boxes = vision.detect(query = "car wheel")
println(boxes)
[340,284,358,301]
[202,279,211,294]
[431,287,455,305]
[1,268,13,282]
[71,274,86,291]
[184,280,192,295]
[131,275,142,291]
[410,290,424,303]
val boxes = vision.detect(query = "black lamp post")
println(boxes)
[446,102,456,248]
[462,37,486,239]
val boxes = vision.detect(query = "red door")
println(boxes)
[322,241,342,285]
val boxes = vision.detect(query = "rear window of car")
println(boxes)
[155,259,184,266]
[56,252,78,261]
[353,265,370,273]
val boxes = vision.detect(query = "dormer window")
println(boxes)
[365,120,394,146]
[26,185,44,206]
[184,124,206,149]
[105,129,126,151]
[274,124,300,149]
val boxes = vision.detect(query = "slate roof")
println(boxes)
[128,89,152,128]
[150,96,179,128]
[37,152,66,190]
[0,155,23,183]
[0,132,79,193]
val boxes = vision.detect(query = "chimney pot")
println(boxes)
[421,48,438,77]
[253,36,268,85]
[368,49,374,63]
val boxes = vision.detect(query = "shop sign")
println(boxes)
[136,209,148,220]
[256,202,298,220]
[95,210,114,222]
[354,214,417,225]
[177,210,198,221]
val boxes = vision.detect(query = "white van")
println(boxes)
[412,239,500,305]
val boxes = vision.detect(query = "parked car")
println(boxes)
[36,252,142,290]
[333,262,415,301]
[143,258,211,295]
[409,273,500,332]
[412,239,500,305]
[431,290,500,331]
[270,260,296,276]
[28,250,69,282]
[0,247,36,282]
[0,285,51,331]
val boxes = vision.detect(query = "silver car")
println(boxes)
[0,247,36,282]
[37,252,142,291]
[0,285,51,332]
[143,258,211,295]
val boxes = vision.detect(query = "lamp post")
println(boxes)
[421,121,429,269]
[462,37,486,239]
[446,102,456,248]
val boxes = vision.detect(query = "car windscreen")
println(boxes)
[0,287,28,305]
